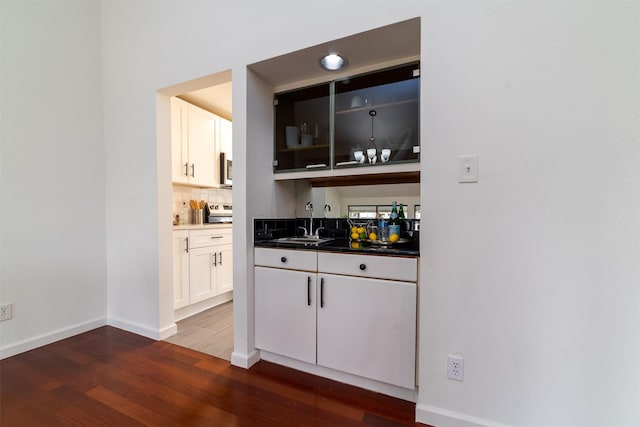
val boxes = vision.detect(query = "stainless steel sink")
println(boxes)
[271,236,335,246]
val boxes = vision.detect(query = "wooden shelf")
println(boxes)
[307,171,419,187]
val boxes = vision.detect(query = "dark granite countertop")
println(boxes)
[254,238,419,257]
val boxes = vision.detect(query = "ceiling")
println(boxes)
[249,17,420,91]
[179,82,233,121]
[179,17,420,120]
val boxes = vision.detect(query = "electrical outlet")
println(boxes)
[0,304,12,321]
[447,354,464,381]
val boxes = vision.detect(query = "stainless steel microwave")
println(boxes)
[220,152,232,186]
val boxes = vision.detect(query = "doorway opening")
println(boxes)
[159,70,234,361]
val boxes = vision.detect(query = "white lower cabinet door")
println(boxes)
[216,243,233,294]
[255,266,317,364]
[172,230,190,309]
[189,246,217,304]
[316,273,416,389]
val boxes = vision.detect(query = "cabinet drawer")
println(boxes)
[254,248,317,272]
[318,252,417,282]
[190,228,232,248]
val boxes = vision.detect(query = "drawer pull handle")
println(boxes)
[280,257,287,263]
[320,278,325,308]
[307,276,311,306]
[359,263,367,271]
[210,236,224,239]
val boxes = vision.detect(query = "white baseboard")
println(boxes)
[0,317,106,359]
[158,322,178,340]
[260,350,417,402]
[416,404,511,427]
[107,317,162,340]
[231,349,260,369]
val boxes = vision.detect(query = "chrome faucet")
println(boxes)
[305,202,314,236]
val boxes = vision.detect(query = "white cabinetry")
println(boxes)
[171,97,219,187]
[317,252,416,389]
[172,229,190,309]
[255,266,317,364]
[219,117,232,161]
[172,227,233,310]
[254,247,417,389]
[189,228,233,304]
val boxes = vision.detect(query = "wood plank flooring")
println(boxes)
[1,326,429,427]
[165,301,234,360]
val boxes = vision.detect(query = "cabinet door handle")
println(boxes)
[307,276,311,306]
[359,263,367,271]
[184,237,189,253]
[280,257,287,263]
[320,277,324,308]
[219,252,223,266]
[184,163,189,177]
[212,252,217,267]
[191,163,195,177]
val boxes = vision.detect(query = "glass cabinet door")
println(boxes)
[274,83,330,171]
[273,62,420,173]
[334,62,420,167]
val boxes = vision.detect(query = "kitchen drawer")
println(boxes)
[254,248,317,272]
[318,252,417,282]
[190,228,232,248]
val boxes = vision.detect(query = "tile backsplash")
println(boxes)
[172,184,232,222]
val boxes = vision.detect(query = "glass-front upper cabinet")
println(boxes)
[273,84,330,172]
[273,61,420,173]
[334,62,420,167]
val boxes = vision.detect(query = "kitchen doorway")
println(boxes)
[161,70,234,361]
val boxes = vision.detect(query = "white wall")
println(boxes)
[0,1,107,357]
[419,2,640,426]
[2,1,639,426]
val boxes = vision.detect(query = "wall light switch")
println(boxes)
[458,155,479,183]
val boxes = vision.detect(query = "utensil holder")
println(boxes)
[191,209,203,225]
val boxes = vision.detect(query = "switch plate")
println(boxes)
[458,155,479,183]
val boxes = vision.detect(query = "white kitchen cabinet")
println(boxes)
[219,117,232,161]
[172,229,190,309]
[316,273,416,389]
[254,247,417,389]
[189,228,233,304]
[172,227,233,310]
[216,243,234,294]
[255,266,317,364]
[171,97,218,187]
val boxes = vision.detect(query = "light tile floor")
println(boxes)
[164,301,233,361]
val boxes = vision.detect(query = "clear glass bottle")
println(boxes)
[389,202,401,238]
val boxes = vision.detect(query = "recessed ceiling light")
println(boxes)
[320,54,346,71]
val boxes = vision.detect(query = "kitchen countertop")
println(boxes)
[173,223,232,231]
[254,238,419,257]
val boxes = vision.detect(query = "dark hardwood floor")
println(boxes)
[1,326,429,426]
